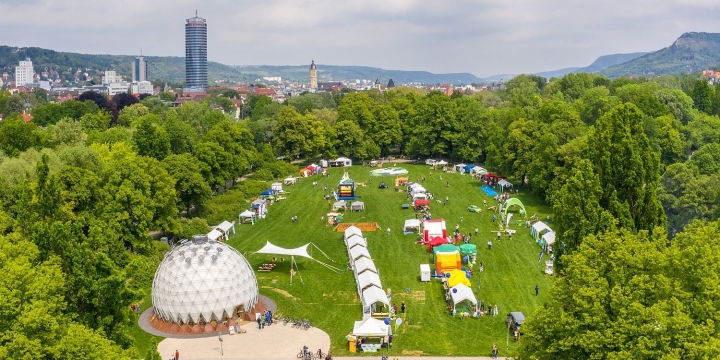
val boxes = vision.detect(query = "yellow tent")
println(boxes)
[447,269,471,288]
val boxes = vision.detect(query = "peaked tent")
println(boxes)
[346,236,367,250]
[253,241,341,284]
[497,179,513,190]
[239,209,256,224]
[344,226,363,241]
[333,201,348,211]
[356,271,382,293]
[455,163,467,172]
[283,177,296,186]
[362,285,390,308]
[436,160,448,166]
[459,243,477,255]
[530,221,552,239]
[207,229,223,242]
[351,201,365,212]
[354,257,377,275]
[450,283,477,312]
[352,317,389,336]
[447,269,471,288]
[470,166,488,175]
[214,220,236,240]
[271,182,283,191]
[349,245,371,261]
[403,219,421,234]
[260,189,276,196]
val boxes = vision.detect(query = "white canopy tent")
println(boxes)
[455,163,466,172]
[403,219,421,234]
[349,245,371,262]
[271,182,283,191]
[542,231,556,245]
[239,210,256,225]
[412,193,427,200]
[346,236,367,250]
[335,157,353,167]
[207,229,223,242]
[344,226,363,241]
[352,317,390,336]
[354,257,377,275]
[531,221,552,239]
[450,283,478,312]
[356,271,382,294]
[214,220,236,240]
[333,201,348,211]
[362,285,390,308]
[470,166,488,175]
[351,201,365,212]
[283,177,296,186]
[253,241,341,284]
[436,160,448,166]
[497,179,513,189]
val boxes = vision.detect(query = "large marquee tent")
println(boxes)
[530,221,552,239]
[362,286,390,310]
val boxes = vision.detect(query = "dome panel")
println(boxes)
[151,239,258,324]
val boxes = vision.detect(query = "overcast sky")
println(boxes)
[2,0,720,77]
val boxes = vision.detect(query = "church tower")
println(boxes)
[309,60,318,89]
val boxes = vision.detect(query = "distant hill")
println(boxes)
[0,45,484,86]
[602,32,720,77]
[577,52,649,73]
[535,67,581,80]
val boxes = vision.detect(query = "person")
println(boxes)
[483,199,487,207]
[535,284,540,296]
[388,334,393,348]
[393,303,398,315]
[387,227,391,236]
[401,302,406,314]
[539,251,544,262]
[325,351,332,360]
[317,348,323,358]
[303,345,309,357]
[514,327,520,341]
[475,227,479,235]
[479,262,484,272]
[491,343,498,359]
[487,240,492,250]
[492,214,496,222]
[497,232,501,242]
[494,304,498,316]
[175,350,180,360]
[257,316,262,329]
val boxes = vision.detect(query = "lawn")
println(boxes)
[226,164,553,357]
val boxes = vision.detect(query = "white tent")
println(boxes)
[412,193,427,200]
[333,201,348,211]
[207,229,223,242]
[253,241,341,284]
[354,257,377,275]
[271,182,283,191]
[344,226,363,241]
[352,317,389,336]
[470,166,488,175]
[450,283,477,311]
[436,160,448,165]
[239,210,256,225]
[252,199,267,218]
[498,179,513,189]
[410,185,427,195]
[542,231,556,246]
[346,236,367,250]
[283,177,296,186]
[455,163,466,172]
[335,157,352,167]
[356,271,382,293]
[362,285,390,307]
[214,220,236,240]
[403,219,421,234]
[351,201,365,212]
[531,221,552,239]
[349,245,371,262]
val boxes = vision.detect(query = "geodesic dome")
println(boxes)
[151,235,258,324]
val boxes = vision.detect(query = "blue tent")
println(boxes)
[464,164,477,173]
[260,189,275,196]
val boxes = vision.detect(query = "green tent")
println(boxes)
[433,244,459,261]
[459,244,477,255]
[503,198,527,219]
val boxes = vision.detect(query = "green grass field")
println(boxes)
[226,164,553,357]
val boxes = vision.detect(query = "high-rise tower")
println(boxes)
[132,56,148,82]
[185,12,207,91]
[309,60,317,89]
[15,58,34,86]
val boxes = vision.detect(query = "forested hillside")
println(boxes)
[0,69,720,357]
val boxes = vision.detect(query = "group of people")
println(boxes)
[256,309,273,329]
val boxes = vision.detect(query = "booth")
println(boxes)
[531,221,552,239]
[206,229,224,242]
[283,177,297,186]
[345,226,363,242]
[483,173,507,185]
[332,157,353,167]
[213,220,236,240]
[239,210,256,224]
[349,245,371,262]
[420,264,431,282]
[414,199,429,211]
[412,192,427,201]
[449,283,477,313]
[271,182,283,192]
[454,163,467,173]
[346,235,367,250]
[351,201,365,212]
[260,189,277,198]
[351,317,390,352]
[459,244,478,264]
[333,201,348,211]
[338,172,357,200]
[354,257,377,275]
[447,269,471,288]
[327,212,343,226]
[251,199,267,218]
[436,251,462,274]
[470,166,488,176]
[541,232,556,250]
[403,219,421,235]
[497,179,513,192]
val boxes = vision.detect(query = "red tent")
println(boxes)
[414,199,429,207]
[427,236,449,252]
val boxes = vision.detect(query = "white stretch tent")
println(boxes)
[253,241,341,284]
[214,221,236,240]
[271,182,283,191]
[531,221,552,239]
[351,201,365,212]
[362,285,390,308]
[239,210,256,225]
[344,226,363,241]
[354,257,377,275]
[349,246,371,261]
[352,317,389,336]
[498,179,513,189]
[403,219,421,234]
[450,283,478,311]
[346,236,367,250]
[207,229,223,242]
[357,271,382,293]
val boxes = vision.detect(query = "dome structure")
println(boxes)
[151,235,258,324]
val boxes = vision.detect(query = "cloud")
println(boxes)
[2,0,720,77]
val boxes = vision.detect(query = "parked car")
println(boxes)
[467,205,482,213]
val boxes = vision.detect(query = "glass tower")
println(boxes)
[185,14,207,90]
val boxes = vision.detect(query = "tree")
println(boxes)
[132,115,171,160]
[161,154,212,215]
[502,118,536,183]
[79,111,112,132]
[691,79,712,113]
[78,91,117,124]
[0,118,46,157]
[272,106,313,158]
[111,93,139,113]
[48,118,87,147]
[163,115,196,154]
[194,141,232,189]
[117,103,149,127]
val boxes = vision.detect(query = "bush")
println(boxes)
[252,168,274,181]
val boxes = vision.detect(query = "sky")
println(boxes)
[2,0,720,78]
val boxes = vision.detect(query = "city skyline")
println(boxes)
[1,1,720,77]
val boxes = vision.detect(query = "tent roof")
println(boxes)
[284,177,296,181]
[207,229,223,241]
[459,244,478,254]
[352,317,389,337]
[344,226,363,240]
[498,179,513,187]
[450,284,477,305]
[351,201,364,207]
[239,210,255,218]
[362,286,389,307]
[433,244,459,254]
[456,163,466,168]
[333,201,347,207]
[503,198,526,217]
[215,221,233,232]
[252,199,266,205]
[414,199,429,206]
[531,221,551,233]
[346,236,367,249]
[271,182,282,186]
[260,189,275,196]
[404,219,421,228]
[253,241,312,259]
[429,237,449,246]
[509,312,526,325]
[357,271,382,290]
[436,160,448,165]
[354,257,377,274]
[470,166,488,175]
[542,231,556,245]
[336,157,351,162]
[349,245,371,261]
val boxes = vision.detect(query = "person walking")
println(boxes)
[535,284,540,296]
[175,350,180,360]
[387,227,391,236]
[475,227,479,235]
[401,302,406,314]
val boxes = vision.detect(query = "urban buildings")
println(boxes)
[102,70,123,84]
[309,60,317,89]
[15,58,34,86]
[185,12,208,91]
[132,56,148,82]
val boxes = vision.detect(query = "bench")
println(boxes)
[402,204,409,209]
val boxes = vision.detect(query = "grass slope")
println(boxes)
[227,164,552,357]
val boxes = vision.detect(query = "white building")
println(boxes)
[107,82,131,96]
[102,70,123,84]
[15,59,34,86]
[131,81,153,95]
